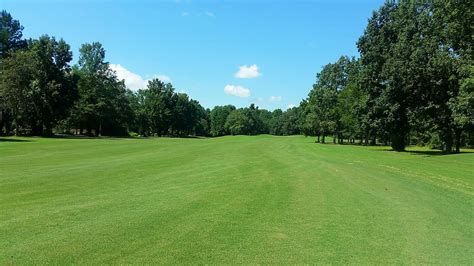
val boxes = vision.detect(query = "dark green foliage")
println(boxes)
[0,35,76,136]
[67,42,132,136]
[210,105,236,136]
[0,49,36,134]
[0,10,26,58]
[303,0,472,152]
[126,79,209,137]
[306,56,357,143]
[271,106,304,136]
[225,109,250,135]
[218,104,304,136]
[0,10,27,135]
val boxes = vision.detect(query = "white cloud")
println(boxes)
[287,104,296,109]
[224,85,250,98]
[110,64,171,91]
[181,10,215,17]
[234,64,261,79]
[174,0,192,4]
[269,96,282,102]
[205,11,215,17]
[110,64,146,91]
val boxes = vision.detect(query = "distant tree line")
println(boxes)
[0,10,304,138]
[0,0,472,153]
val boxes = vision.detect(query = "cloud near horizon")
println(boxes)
[224,85,250,98]
[234,64,261,79]
[181,10,215,17]
[269,96,282,102]
[109,64,171,91]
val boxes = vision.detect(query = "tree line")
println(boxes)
[301,0,473,152]
[0,0,472,153]
[0,10,304,138]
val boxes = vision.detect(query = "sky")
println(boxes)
[2,0,384,110]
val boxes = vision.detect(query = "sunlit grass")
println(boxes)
[0,135,472,263]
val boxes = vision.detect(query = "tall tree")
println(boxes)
[0,10,26,58]
[0,10,27,135]
[0,49,36,134]
[306,59,346,143]
[358,2,408,150]
[0,35,75,136]
[449,65,474,152]
[69,42,130,136]
[225,109,251,135]
[210,105,236,136]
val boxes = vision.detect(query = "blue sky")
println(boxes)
[2,0,384,110]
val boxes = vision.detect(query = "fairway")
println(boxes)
[1,136,473,264]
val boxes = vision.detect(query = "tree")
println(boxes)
[426,0,473,152]
[242,104,264,135]
[140,79,176,136]
[193,104,210,137]
[0,35,75,136]
[31,36,76,135]
[210,105,235,136]
[225,109,250,135]
[307,61,340,143]
[338,58,366,143]
[357,2,403,149]
[257,108,272,134]
[0,10,26,58]
[0,49,36,134]
[449,65,474,152]
[69,42,131,136]
[269,109,283,135]
[0,10,27,135]
[172,93,198,136]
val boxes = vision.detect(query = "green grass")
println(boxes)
[0,135,473,264]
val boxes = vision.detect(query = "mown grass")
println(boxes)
[0,135,472,263]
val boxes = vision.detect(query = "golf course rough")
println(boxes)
[0,135,473,264]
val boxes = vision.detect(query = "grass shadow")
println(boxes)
[373,147,474,156]
[46,134,209,140]
[404,150,474,156]
[0,138,31,142]
[48,134,99,139]
[306,139,474,157]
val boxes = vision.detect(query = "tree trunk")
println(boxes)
[370,133,376,146]
[15,123,19,136]
[31,122,42,136]
[43,126,53,137]
[455,129,461,153]
[316,135,320,143]
[4,111,11,135]
[390,132,406,152]
[0,109,4,135]
[322,135,325,143]
[444,129,453,153]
